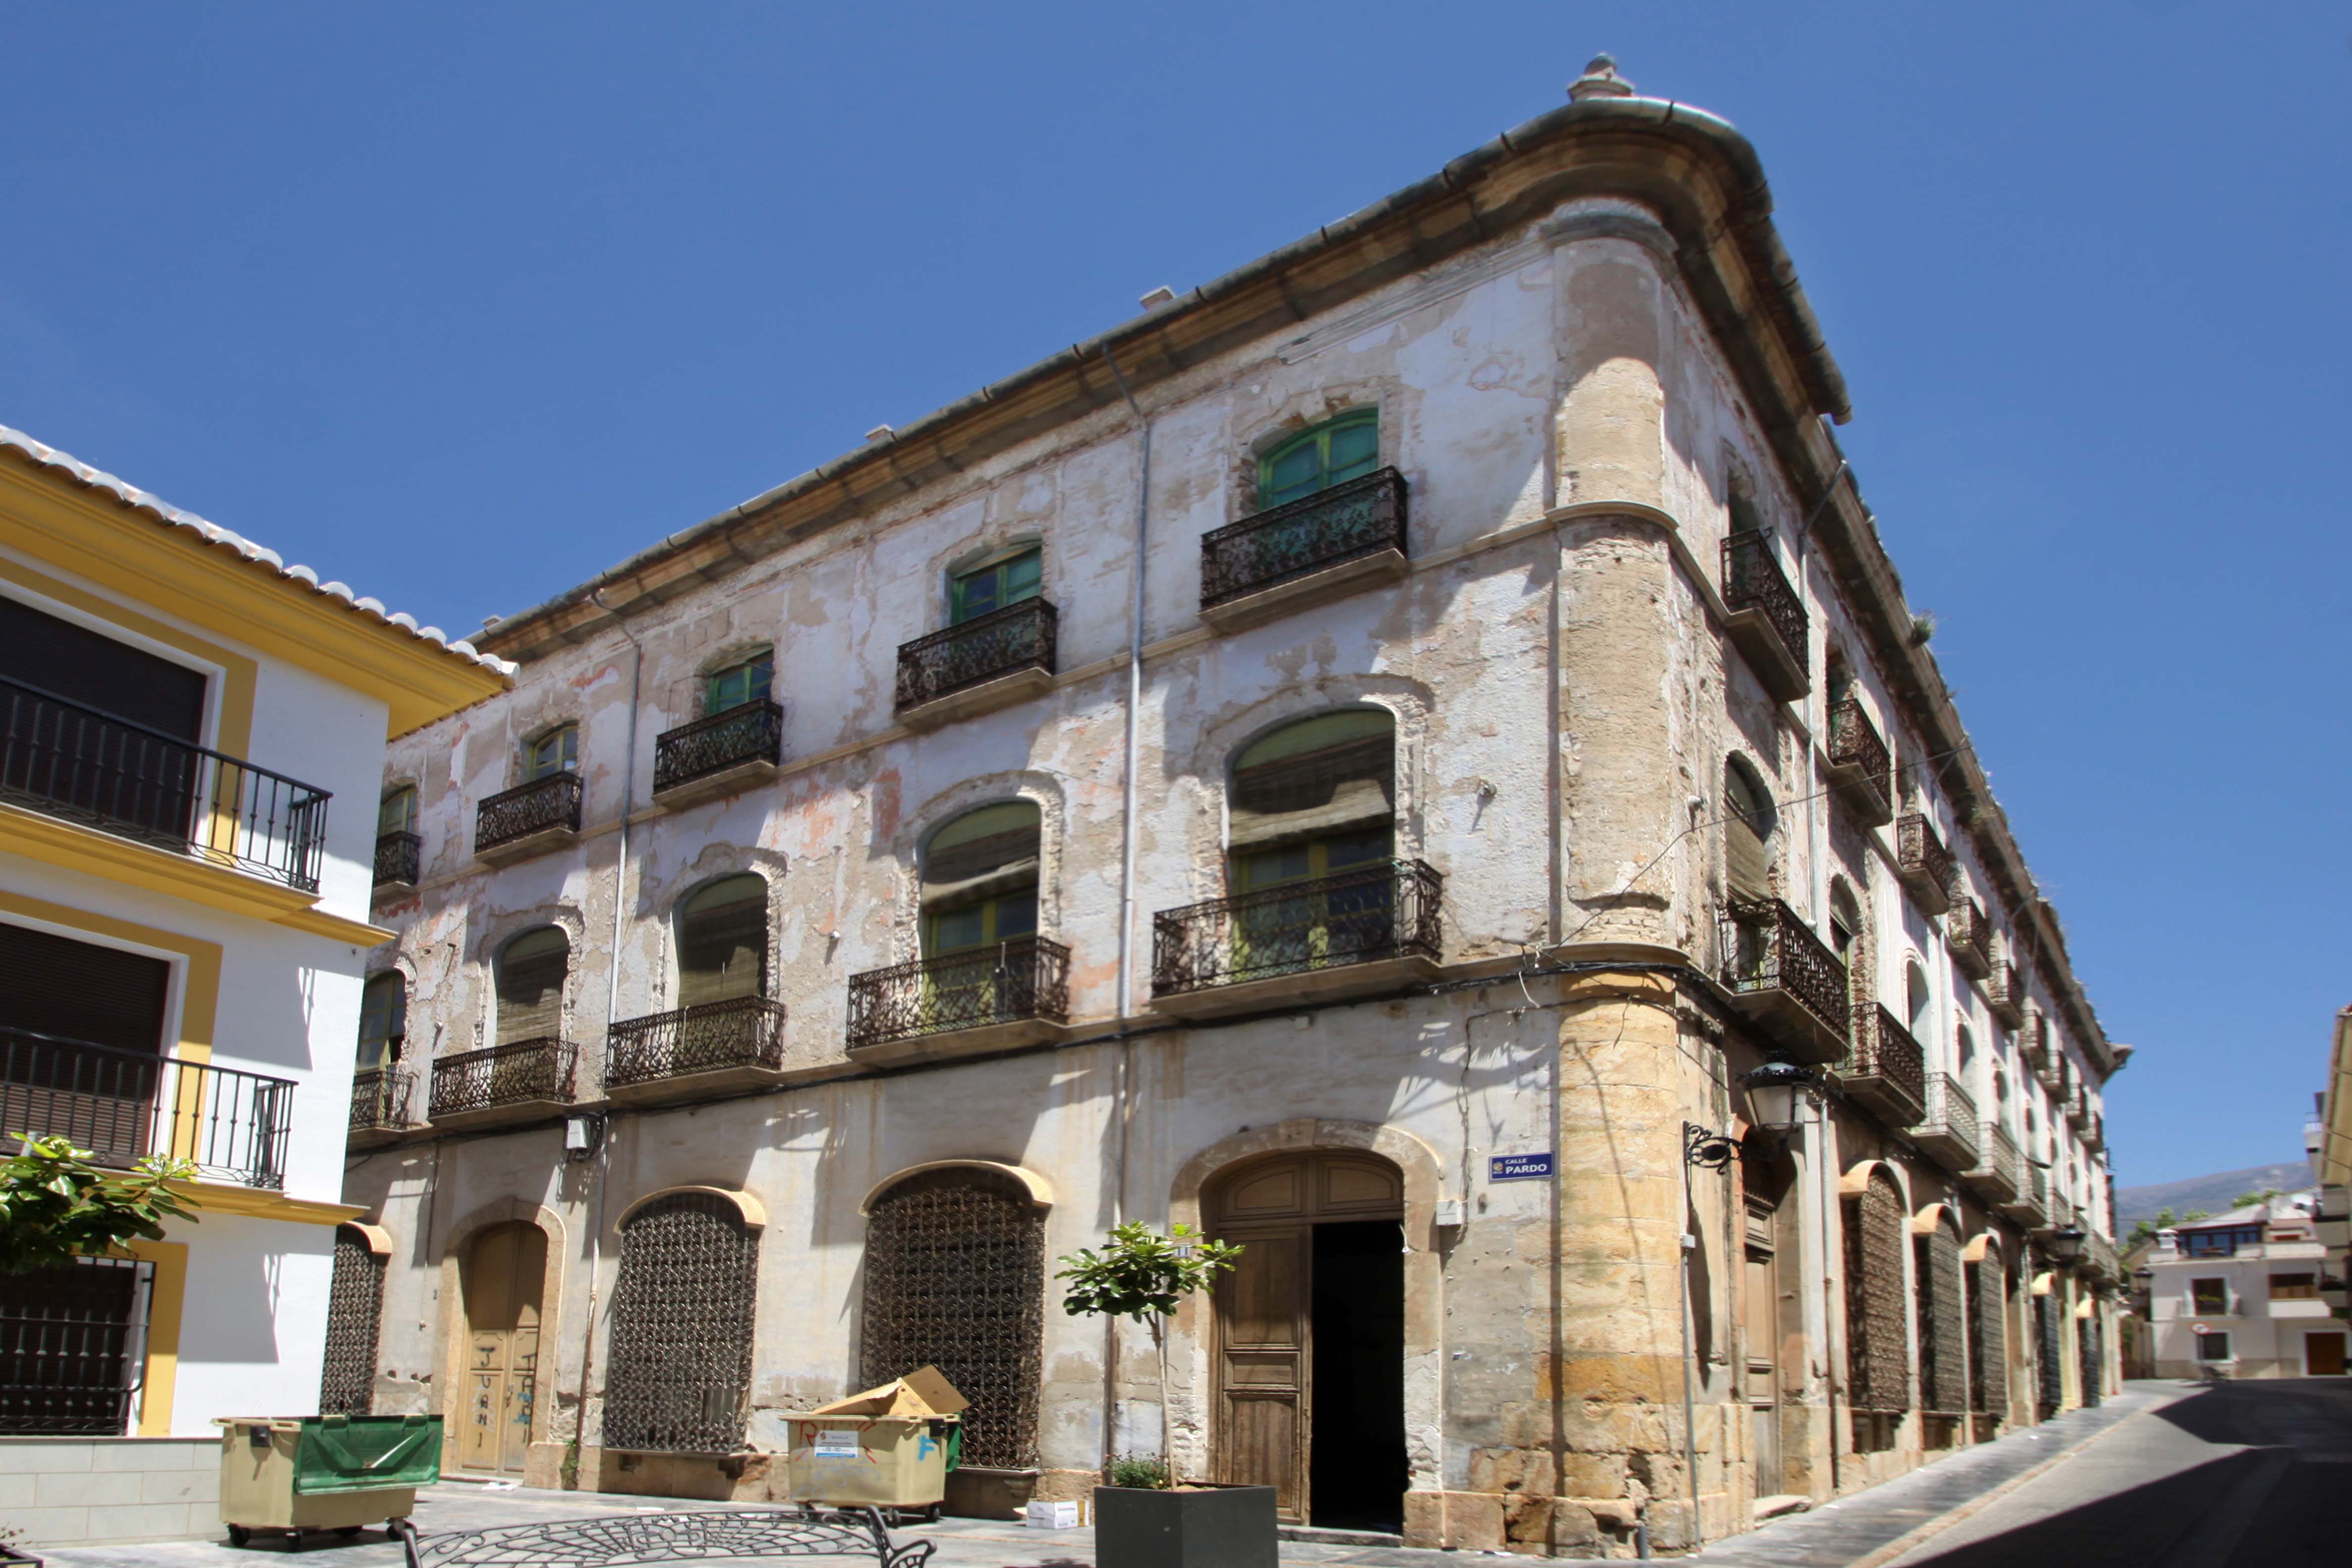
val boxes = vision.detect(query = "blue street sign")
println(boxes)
[1490,1152,1555,1181]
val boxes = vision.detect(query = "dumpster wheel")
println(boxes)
[227,1524,251,1546]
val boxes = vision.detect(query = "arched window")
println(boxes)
[677,875,768,1006]
[1914,1212,1966,1418]
[1906,962,1933,1040]
[1957,1023,1976,1076]
[1844,1169,1910,1420]
[496,928,569,1046]
[602,1193,760,1453]
[1723,758,1775,901]
[522,724,578,782]
[358,972,406,1069]
[861,1168,1044,1469]
[922,803,1041,956]
[1259,409,1379,509]
[1230,709,1395,882]
[950,545,1043,625]
[318,1225,386,1416]
[1829,881,1861,962]
[1967,1244,2008,1419]
[703,650,773,716]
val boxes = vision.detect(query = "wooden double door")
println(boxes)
[460,1222,545,1474]
[1209,1152,1408,1530]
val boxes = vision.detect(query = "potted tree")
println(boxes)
[1056,1221,1274,1568]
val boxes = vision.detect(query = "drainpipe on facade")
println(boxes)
[1818,1088,1841,1494]
[570,591,644,1483]
[1101,348,1151,1473]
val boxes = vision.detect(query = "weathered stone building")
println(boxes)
[332,58,2126,1555]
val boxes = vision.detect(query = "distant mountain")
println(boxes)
[2115,1161,2314,1227]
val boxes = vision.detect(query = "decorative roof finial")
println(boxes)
[1568,53,1634,102]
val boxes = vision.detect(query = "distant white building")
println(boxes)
[2144,1192,2346,1378]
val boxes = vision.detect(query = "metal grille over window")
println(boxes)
[1914,1222,1966,1417]
[860,1168,1043,1470]
[318,1226,387,1416]
[601,1195,759,1453]
[1844,1172,1910,1414]
[2035,1290,2064,1419]
[1966,1258,2007,1416]
[2077,1313,2104,1410]
[0,1256,151,1435]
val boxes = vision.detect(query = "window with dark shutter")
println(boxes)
[921,804,1041,957]
[0,595,205,740]
[495,929,569,1046]
[1724,760,1774,900]
[676,876,768,1007]
[0,922,170,1055]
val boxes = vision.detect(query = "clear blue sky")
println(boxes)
[2,4,2344,1186]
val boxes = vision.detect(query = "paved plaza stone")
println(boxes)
[34,1390,2178,1568]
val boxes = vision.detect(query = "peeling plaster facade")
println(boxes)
[342,83,2122,1556]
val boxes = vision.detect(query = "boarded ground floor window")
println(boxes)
[0,1256,151,1434]
[1844,1170,1910,1417]
[2036,1291,2064,1417]
[319,1225,387,1415]
[602,1194,758,1453]
[861,1168,1044,1469]
[1966,1255,2008,1416]
[1914,1218,1966,1417]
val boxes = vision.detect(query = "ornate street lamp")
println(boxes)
[2048,1226,2088,1266]
[1685,1061,1822,1168]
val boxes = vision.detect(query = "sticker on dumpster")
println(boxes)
[1491,1152,1554,1181]
[814,1429,861,1458]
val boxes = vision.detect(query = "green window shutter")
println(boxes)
[378,787,418,836]
[951,547,1044,625]
[1258,410,1379,508]
[524,726,578,781]
[677,876,769,1007]
[705,653,774,715]
[358,973,407,1069]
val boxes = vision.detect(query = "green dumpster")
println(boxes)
[216,1414,441,1547]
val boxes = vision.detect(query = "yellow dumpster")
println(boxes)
[781,1366,964,1520]
[216,1414,440,1548]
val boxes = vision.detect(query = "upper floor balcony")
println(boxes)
[428,1037,578,1129]
[347,1064,419,1148]
[2043,1187,2076,1236]
[1198,468,1408,633]
[1986,959,2026,1029]
[1962,1123,2024,1205]
[1151,858,1441,1019]
[1719,531,1809,701]
[846,937,1072,1065]
[1716,898,1850,1065]
[652,699,783,809]
[1916,1072,1982,1174]
[2,675,330,894]
[2,1026,295,1189]
[373,830,421,889]
[2022,1011,2055,1076]
[1946,895,1991,980]
[474,771,582,865]
[1896,813,1955,916]
[605,997,789,1102]
[2001,1162,2049,1228]
[1842,1004,1925,1127]
[1822,697,1892,827]
[894,598,1058,730]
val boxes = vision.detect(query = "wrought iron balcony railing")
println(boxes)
[1721,531,1809,698]
[1,1027,295,1188]
[474,771,582,857]
[653,700,783,796]
[348,1066,417,1134]
[1965,1123,2024,1201]
[2048,1189,2076,1233]
[606,997,787,1088]
[1920,1072,1981,1169]
[1824,696,1892,825]
[1987,960,2026,1028]
[1897,813,1956,915]
[894,598,1057,715]
[1153,858,1441,999]
[2,675,331,892]
[373,831,421,888]
[847,938,1071,1051]
[1716,898,1850,1062]
[1845,1005,1926,1126]
[429,1038,578,1119]
[2023,1012,2055,1075]
[1200,468,1408,610]
[1946,896,1991,979]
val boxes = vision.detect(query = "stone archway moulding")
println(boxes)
[613,1184,768,1232]
[1164,1118,1446,1498]
[857,1160,1055,1216]
[1910,1201,1961,1237]
[1838,1157,1910,1204]
[343,1220,394,1257]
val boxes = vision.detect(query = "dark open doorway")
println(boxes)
[1308,1220,1407,1532]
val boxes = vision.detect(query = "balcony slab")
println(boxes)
[651,759,779,812]
[346,1123,421,1150]
[1722,985,1848,1066]
[1960,1166,2020,1204]
[896,666,1053,731]
[847,1017,1067,1067]
[1842,1074,1924,1130]
[1151,953,1440,1021]
[1724,608,1810,701]
[605,1062,794,1105]
[475,825,579,867]
[1916,1127,1982,1175]
[1199,547,1406,635]
[429,1097,573,1131]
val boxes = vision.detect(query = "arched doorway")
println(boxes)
[460,1221,546,1474]
[1206,1151,1406,1531]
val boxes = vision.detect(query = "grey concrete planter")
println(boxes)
[1093,1484,1277,1568]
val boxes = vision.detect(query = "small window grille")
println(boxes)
[0,1256,152,1435]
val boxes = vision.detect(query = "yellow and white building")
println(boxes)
[0,425,507,1546]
